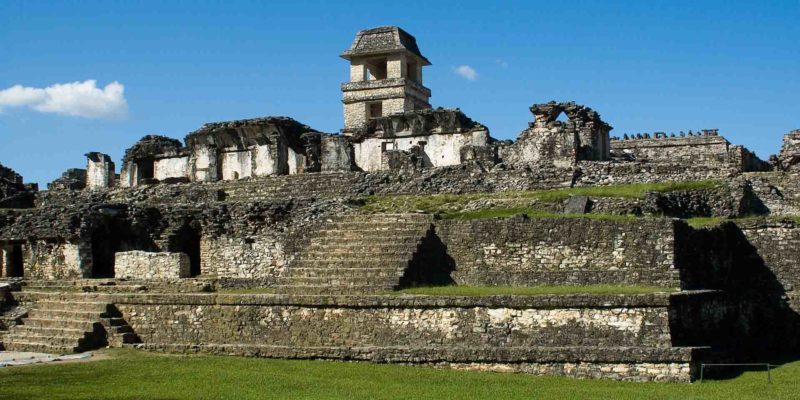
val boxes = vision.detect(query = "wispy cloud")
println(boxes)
[496,59,509,69]
[0,80,128,119]
[453,65,478,81]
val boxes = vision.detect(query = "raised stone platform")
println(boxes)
[4,289,725,382]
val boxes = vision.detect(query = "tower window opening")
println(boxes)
[366,58,388,80]
[368,102,383,119]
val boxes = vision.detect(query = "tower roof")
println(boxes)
[340,26,431,65]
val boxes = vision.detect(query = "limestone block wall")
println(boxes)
[21,240,86,280]
[85,153,115,189]
[199,237,288,284]
[109,293,701,381]
[154,156,189,181]
[778,130,800,171]
[435,218,678,287]
[747,173,800,216]
[353,130,490,171]
[220,150,253,181]
[114,294,673,349]
[501,125,578,168]
[114,251,190,280]
[611,136,736,168]
[190,146,217,182]
[740,222,800,297]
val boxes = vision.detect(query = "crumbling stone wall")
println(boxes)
[0,163,35,208]
[109,292,699,381]
[20,240,87,280]
[48,168,87,191]
[115,251,190,280]
[116,296,671,348]
[352,108,491,171]
[746,173,800,215]
[611,131,769,172]
[777,130,800,171]
[502,102,611,168]
[85,152,115,189]
[435,217,679,287]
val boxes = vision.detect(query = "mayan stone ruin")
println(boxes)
[1,26,799,383]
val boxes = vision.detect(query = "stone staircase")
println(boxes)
[275,214,435,294]
[19,278,215,293]
[1,292,138,354]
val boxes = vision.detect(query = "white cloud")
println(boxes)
[453,65,478,81]
[496,59,509,69]
[0,80,128,119]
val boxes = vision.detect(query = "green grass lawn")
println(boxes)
[0,348,796,400]
[394,284,676,296]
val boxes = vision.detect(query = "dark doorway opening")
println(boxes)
[137,160,155,181]
[170,225,202,277]
[7,244,24,277]
[91,227,119,278]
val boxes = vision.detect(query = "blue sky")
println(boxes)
[1,1,798,186]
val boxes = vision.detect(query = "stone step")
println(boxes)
[22,285,148,293]
[11,325,90,338]
[308,238,422,247]
[20,318,99,330]
[2,340,78,354]
[276,276,400,287]
[286,267,405,278]
[34,301,110,313]
[27,309,107,321]
[322,222,432,230]
[297,250,419,259]
[289,259,410,268]
[313,228,427,238]
[274,284,395,294]
[305,242,423,252]
[4,333,92,349]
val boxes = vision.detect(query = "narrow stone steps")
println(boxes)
[11,333,94,349]
[305,242,423,251]
[290,259,410,267]
[274,284,395,294]
[20,318,99,330]
[275,213,432,295]
[279,276,400,287]
[309,236,423,246]
[296,252,417,260]
[2,340,77,354]
[34,301,110,313]
[313,228,425,238]
[10,325,90,338]
[287,267,405,278]
[27,309,109,321]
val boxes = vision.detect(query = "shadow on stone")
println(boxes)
[398,226,456,288]
[670,221,800,378]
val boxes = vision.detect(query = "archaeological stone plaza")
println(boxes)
[1,26,800,382]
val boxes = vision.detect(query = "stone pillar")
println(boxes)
[85,152,115,189]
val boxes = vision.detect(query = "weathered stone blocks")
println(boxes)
[115,251,190,280]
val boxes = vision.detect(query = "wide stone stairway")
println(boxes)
[1,291,137,354]
[275,213,435,294]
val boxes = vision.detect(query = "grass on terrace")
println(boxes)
[215,285,675,296]
[394,284,677,296]
[359,180,719,217]
[684,216,800,229]
[0,347,797,400]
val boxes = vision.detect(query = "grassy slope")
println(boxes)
[0,348,796,400]
[359,180,720,219]
[395,285,676,296]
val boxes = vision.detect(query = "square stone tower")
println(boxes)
[341,26,432,134]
